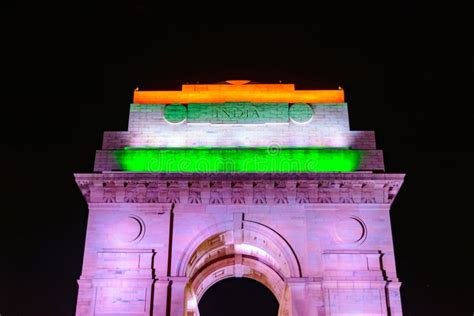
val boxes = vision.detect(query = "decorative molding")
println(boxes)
[75,173,403,205]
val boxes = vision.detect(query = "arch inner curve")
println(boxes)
[181,220,300,315]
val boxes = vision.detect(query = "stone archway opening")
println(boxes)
[198,277,279,316]
[179,221,301,315]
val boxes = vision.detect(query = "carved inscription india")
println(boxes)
[214,108,260,119]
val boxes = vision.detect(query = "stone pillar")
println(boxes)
[386,282,403,316]
[169,277,188,316]
[152,279,170,316]
[286,278,322,316]
[75,279,93,316]
[307,281,325,316]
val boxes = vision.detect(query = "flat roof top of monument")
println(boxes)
[133,80,345,104]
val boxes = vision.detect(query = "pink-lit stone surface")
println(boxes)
[74,83,404,315]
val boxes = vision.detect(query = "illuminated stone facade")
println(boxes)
[75,81,404,315]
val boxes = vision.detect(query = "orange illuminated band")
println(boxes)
[133,83,344,104]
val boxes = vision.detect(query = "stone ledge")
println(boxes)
[75,173,404,205]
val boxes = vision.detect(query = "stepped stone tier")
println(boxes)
[75,80,404,315]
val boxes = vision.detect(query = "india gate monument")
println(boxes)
[74,80,404,315]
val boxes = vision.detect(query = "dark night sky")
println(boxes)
[1,2,473,315]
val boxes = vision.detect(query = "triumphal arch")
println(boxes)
[75,80,404,315]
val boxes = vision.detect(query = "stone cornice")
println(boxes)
[74,172,404,205]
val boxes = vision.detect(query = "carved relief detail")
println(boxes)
[209,181,224,204]
[77,180,91,202]
[124,182,138,203]
[253,191,266,204]
[339,183,354,203]
[231,182,246,204]
[210,190,224,204]
[165,190,180,204]
[296,190,310,204]
[78,178,403,205]
[317,190,332,203]
[188,190,202,204]
[144,182,159,203]
[274,190,288,204]
[253,181,267,204]
[361,183,376,203]
[231,190,246,204]
[102,182,116,203]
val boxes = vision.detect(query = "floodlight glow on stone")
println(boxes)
[113,147,362,172]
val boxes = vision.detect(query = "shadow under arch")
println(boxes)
[198,277,279,316]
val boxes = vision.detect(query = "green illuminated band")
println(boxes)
[113,147,362,172]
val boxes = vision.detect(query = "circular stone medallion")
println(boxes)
[334,217,366,244]
[164,104,187,124]
[113,216,144,243]
[289,103,313,124]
